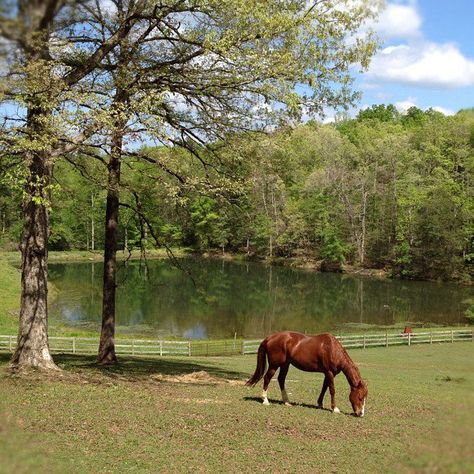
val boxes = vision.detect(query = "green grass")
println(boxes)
[1,248,192,265]
[1,343,473,473]
[0,255,21,334]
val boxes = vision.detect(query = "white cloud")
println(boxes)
[390,98,455,115]
[372,2,422,40]
[395,98,417,113]
[368,42,474,88]
[431,106,455,116]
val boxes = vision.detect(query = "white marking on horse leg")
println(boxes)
[262,389,270,405]
[281,389,292,406]
[360,399,366,417]
[333,407,341,414]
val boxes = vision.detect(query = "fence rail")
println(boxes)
[0,329,472,358]
[241,329,474,354]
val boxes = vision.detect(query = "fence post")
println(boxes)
[241,340,245,355]
[408,333,411,347]
[9,335,13,352]
[132,340,135,356]
[72,337,76,354]
[159,340,163,357]
[188,341,191,357]
[363,335,366,349]
[385,332,388,348]
[430,332,433,344]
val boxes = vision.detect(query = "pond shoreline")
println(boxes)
[1,251,472,338]
[0,247,474,286]
[2,248,472,284]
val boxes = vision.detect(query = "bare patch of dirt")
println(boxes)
[150,370,244,385]
[174,397,228,404]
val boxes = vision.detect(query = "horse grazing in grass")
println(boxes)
[246,331,368,416]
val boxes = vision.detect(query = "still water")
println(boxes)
[49,258,471,339]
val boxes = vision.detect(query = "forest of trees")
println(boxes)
[2,104,473,282]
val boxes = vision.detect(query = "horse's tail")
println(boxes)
[245,339,267,387]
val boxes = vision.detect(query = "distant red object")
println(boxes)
[402,326,413,337]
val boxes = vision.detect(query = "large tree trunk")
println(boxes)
[98,95,127,363]
[11,149,58,371]
[98,150,121,364]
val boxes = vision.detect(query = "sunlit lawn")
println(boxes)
[1,342,473,473]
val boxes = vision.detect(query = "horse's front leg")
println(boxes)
[317,375,329,408]
[326,371,340,414]
[278,363,291,406]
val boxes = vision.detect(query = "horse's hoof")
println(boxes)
[263,399,270,405]
[316,404,323,409]
[332,407,341,414]
[284,402,292,407]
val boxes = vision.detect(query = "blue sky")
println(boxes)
[352,0,474,116]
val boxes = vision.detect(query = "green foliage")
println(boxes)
[191,197,229,250]
[1,98,473,282]
[357,104,400,123]
[463,299,474,323]
[319,227,350,264]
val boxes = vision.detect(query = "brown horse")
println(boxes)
[246,331,368,416]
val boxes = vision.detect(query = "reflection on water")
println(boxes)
[48,258,471,339]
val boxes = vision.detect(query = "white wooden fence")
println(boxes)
[0,335,191,356]
[241,329,474,355]
[0,329,472,357]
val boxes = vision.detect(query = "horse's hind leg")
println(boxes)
[262,365,278,405]
[278,363,291,406]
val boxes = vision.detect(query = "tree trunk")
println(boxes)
[359,187,368,265]
[98,148,121,364]
[11,148,58,371]
[9,2,62,371]
[91,192,95,251]
[97,87,128,363]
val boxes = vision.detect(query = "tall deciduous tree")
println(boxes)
[0,0,147,370]
[75,0,379,362]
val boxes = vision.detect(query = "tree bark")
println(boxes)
[359,187,368,265]
[91,192,95,251]
[8,2,62,371]
[98,144,121,364]
[11,126,58,371]
[97,89,128,363]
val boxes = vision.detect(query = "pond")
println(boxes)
[49,257,471,339]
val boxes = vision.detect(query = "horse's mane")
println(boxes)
[335,336,362,385]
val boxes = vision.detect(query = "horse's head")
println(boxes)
[349,380,368,417]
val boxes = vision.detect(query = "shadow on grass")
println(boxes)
[57,353,248,382]
[243,395,354,414]
[0,351,248,382]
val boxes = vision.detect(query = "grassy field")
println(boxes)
[1,342,473,473]
[0,255,21,334]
